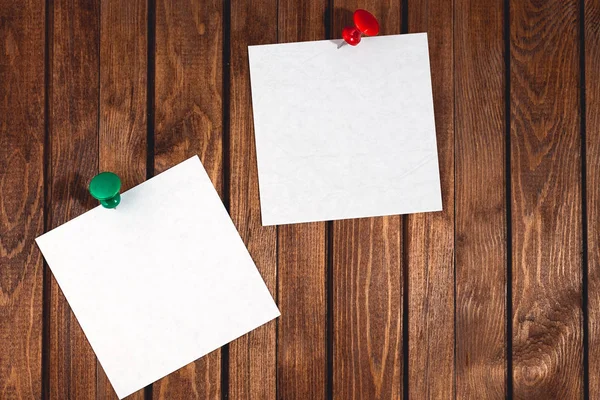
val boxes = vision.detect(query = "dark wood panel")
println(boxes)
[0,0,45,398]
[407,0,455,398]
[586,0,600,397]
[454,0,506,398]
[510,0,583,397]
[48,0,100,398]
[331,2,403,399]
[227,1,278,398]
[153,0,223,398]
[277,1,328,400]
[98,1,147,398]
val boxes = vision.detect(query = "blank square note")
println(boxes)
[248,33,442,225]
[36,156,280,399]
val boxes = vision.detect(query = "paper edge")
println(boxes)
[35,155,203,243]
[260,204,443,226]
[247,32,429,49]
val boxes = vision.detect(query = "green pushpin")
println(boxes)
[89,172,121,209]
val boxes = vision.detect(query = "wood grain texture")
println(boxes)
[331,2,403,399]
[277,1,328,400]
[333,218,402,400]
[98,1,147,398]
[153,1,223,398]
[587,0,600,397]
[510,0,583,398]
[228,1,278,398]
[48,0,100,398]
[1,1,597,398]
[0,0,45,398]
[406,0,455,398]
[99,0,147,192]
[454,0,506,398]
[277,223,327,399]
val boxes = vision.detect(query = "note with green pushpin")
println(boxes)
[35,156,280,399]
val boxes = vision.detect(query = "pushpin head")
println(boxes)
[353,9,379,36]
[89,172,121,209]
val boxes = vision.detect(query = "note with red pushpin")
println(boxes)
[248,13,441,226]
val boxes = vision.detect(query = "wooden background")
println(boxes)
[1,0,598,398]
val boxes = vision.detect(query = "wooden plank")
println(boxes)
[587,0,600,397]
[99,0,147,193]
[331,2,403,399]
[48,0,100,398]
[454,0,506,397]
[276,1,328,400]
[0,0,45,398]
[153,1,223,398]
[277,223,327,400]
[227,0,278,398]
[97,1,147,399]
[510,0,583,397]
[333,219,402,400]
[407,0,455,398]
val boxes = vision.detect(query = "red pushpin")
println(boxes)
[339,9,380,49]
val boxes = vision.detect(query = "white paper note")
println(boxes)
[248,33,442,225]
[36,156,280,399]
